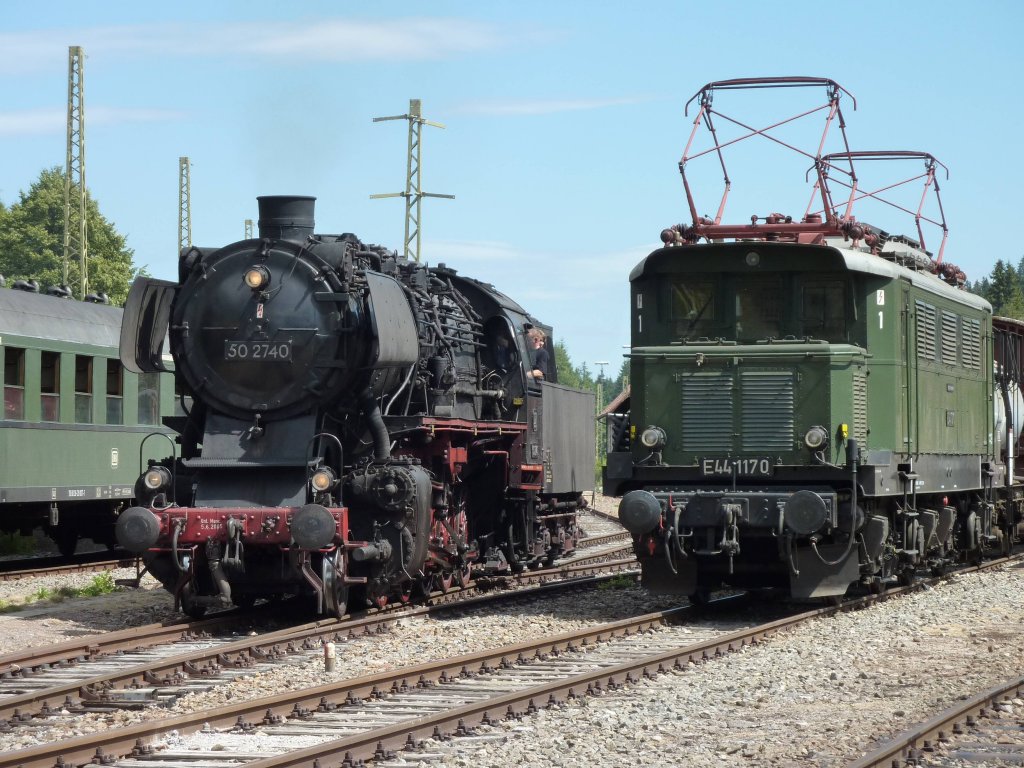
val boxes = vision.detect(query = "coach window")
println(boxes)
[40,351,60,422]
[138,371,160,425]
[106,360,123,425]
[74,355,93,423]
[3,347,26,420]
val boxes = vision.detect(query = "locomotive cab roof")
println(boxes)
[630,240,991,315]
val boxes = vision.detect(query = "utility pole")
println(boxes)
[178,157,191,255]
[63,45,88,298]
[244,219,253,240]
[371,99,454,262]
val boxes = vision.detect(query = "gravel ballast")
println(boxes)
[2,508,1022,766]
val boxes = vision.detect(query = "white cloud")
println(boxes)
[0,17,538,75]
[455,96,654,116]
[0,109,63,137]
[0,106,184,137]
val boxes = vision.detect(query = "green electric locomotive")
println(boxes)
[604,78,1022,601]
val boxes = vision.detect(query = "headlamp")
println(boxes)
[804,426,829,451]
[311,468,335,493]
[244,265,270,290]
[143,466,171,490]
[640,425,667,450]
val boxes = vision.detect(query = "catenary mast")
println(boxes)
[62,46,88,298]
[371,99,454,262]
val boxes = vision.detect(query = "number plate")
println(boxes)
[224,340,293,361]
[700,457,773,477]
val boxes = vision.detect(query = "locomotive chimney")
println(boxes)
[257,195,316,241]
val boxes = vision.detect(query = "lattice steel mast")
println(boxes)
[244,219,253,240]
[371,99,453,262]
[62,45,88,298]
[178,157,192,255]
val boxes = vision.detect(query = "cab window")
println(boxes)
[801,280,846,341]
[670,279,716,338]
[734,276,783,341]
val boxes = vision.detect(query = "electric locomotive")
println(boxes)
[604,78,1023,601]
[117,196,594,617]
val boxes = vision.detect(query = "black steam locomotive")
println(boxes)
[118,196,594,617]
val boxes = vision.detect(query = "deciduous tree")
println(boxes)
[0,167,141,304]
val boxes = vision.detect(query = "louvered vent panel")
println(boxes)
[916,301,936,360]
[853,372,868,446]
[940,311,958,366]
[740,371,794,451]
[681,373,733,452]
[962,318,981,369]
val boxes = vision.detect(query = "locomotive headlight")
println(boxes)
[143,466,171,490]
[640,425,667,450]
[311,467,336,493]
[244,265,270,290]
[804,426,829,451]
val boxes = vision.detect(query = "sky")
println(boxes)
[2,0,1023,378]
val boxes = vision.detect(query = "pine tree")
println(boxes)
[988,260,1016,314]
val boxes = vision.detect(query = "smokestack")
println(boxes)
[257,195,316,241]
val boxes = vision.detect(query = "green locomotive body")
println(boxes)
[605,239,1003,598]
[0,285,175,554]
[605,76,1022,601]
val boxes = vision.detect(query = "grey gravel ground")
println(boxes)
[2,502,1022,768]
[440,564,1024,767]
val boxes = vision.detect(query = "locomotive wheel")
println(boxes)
[180,585,208,619]
[456,564,472,589]
[321,552,349,620]
[232,594,257,610]
[433,571,455,593]
[54,527,79,559]
[688,588,711,607]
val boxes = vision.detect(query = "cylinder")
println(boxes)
[323,641,336,672]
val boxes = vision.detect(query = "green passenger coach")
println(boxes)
[605,77,1022,601]
[0,283,175,555]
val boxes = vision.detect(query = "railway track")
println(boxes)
[850,675,1024,767]
[0,559,638,727]
[7,552,1019,768]
[0,552,137,582]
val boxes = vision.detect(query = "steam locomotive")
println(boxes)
[604,78,1024,602]
[117,196,594,617]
